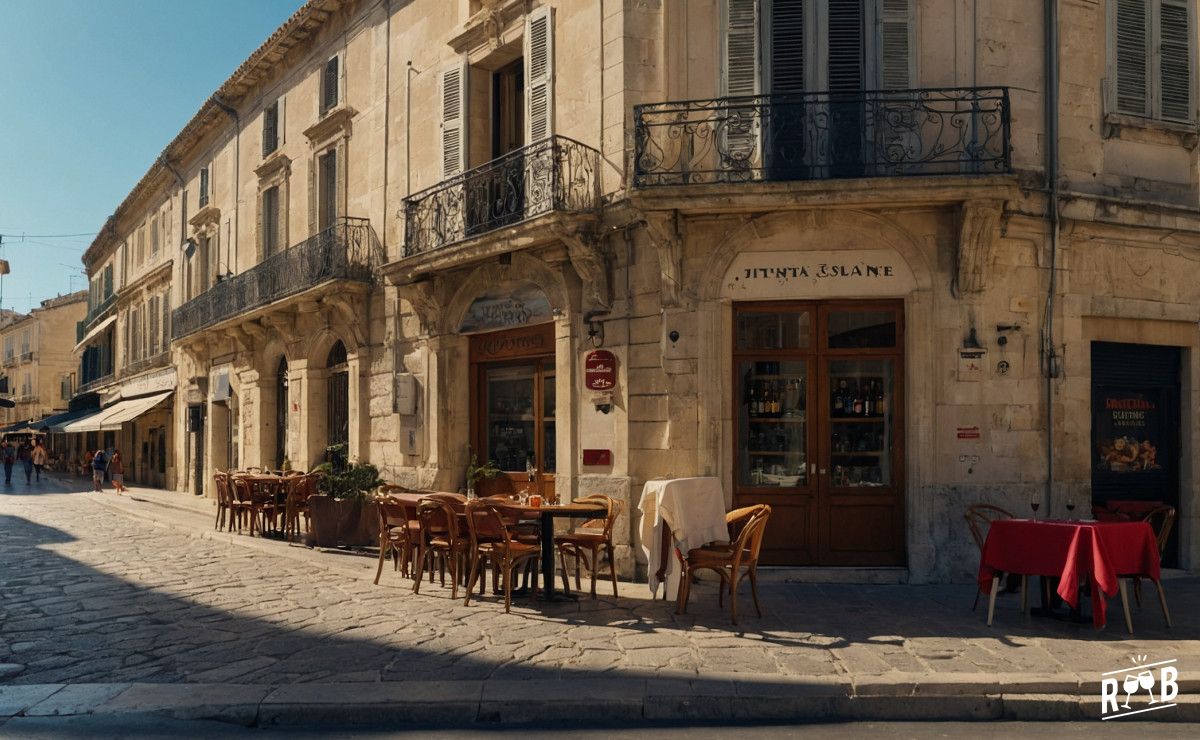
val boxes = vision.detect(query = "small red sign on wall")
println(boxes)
[585,350,617,391]
[583,449,612,466]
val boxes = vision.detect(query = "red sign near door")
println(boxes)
[584,350,617,391]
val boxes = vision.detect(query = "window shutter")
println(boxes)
[279,95,286,145]
[723,0,759,97]
[162,291,171,347]
[440,61,467,178]
[323,56,339,113]
[878,0,912,89]
[1115,0,1151,116]
[149,296,160,356]
[769,0,805,95]
[1158,0,1192,121]
[525,7,555,143]
[151,215,159,256]
[828,0,865,93]
[263,101,278,156]
[199,167,210,206]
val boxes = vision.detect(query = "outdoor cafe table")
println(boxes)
[977,518,1161,629]
[385,492,605,601]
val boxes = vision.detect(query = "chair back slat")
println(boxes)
[1142,505,1177,559]
[963,504,1015,551]
[465,499,514,549]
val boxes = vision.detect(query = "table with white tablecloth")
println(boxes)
[638,477,729,599]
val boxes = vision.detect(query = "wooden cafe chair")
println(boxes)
[1127,504,1175,627]
[676,504,772,625]
[413,497,468,599]
[374,495,418,584]
[463,498,540,613]
[213,471,232,531]
[555,494,623,598]
[964,504,1017,611]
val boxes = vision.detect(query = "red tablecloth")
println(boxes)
[977,519,1160,628]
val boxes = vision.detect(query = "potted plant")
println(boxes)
[465,448,501,498]
[306,444,384,548]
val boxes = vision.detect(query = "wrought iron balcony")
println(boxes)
[77,373,114,395]
[171,217,377,341]
[123,351,170,378]
[81,292,117,329]
[403,135,601,257]
[634,87,1011,187]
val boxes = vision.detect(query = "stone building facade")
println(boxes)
[75,0,1199,582]
[0,292,86,427]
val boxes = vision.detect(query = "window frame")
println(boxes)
[1108,0,1197,124]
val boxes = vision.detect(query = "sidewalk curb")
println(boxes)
[3,680,1197,726]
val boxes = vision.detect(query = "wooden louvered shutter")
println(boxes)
[769,0,805,95]
[322,56,340,113]
[263,101,279,156]
[525,6,554,143]
[441,62,467,178]
[1158,0,1192,121]
[878,0,911,89]
[149,296,160,356]
[1115,0,1151,116]
[724,0,759,97]
[827,0,864,94]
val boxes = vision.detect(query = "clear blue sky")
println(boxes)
[0,0,300,314]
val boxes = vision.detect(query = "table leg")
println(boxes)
[987,576,1000,626]
[1020,575,1028,615]
[538,511,576,602]
[1117,578,1134,634]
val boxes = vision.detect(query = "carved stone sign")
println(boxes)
[584,350,617,391]
[459,281,553,334]
[721,250,916,300]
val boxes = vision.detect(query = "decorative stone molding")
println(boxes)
[553,224,611,312]
[640,210,684,308]
[253,151,292,180]
[301,105,356,147]
[396,279,443,335]
[956,199,1005,295]
[188,204,221,231]
[322,292,368,348]
[448,0,529,53]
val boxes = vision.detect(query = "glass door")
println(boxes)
[479,359,555,501]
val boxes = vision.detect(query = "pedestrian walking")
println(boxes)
[1,441,14,485]
[31,439,47,482]
[91,449,107,492]
[17,440,33,484]
[109,450,126,494]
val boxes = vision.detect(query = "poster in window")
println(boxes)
[1094,389,1164,473]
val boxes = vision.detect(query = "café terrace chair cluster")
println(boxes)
[213,469,319,540]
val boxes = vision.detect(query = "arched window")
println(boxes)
[326,341,349,451]
[275,357,288,468]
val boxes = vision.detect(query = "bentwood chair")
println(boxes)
[676,504,772,625]
[374,496,419,584]
[555,494,623,598]
[228,475,256,534]
[1127,505,1176,627]
[283,473,318,541]
[413,498,468,599]
[964,504,1017,611]
[464,498,541,613]
[213,472,232,531]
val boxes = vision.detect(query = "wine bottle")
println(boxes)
[852,379,864,415]
[875,382,885,415]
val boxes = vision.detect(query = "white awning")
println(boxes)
[61,391,173,433]
[74,315,117,352]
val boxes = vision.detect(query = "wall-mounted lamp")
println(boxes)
[584,310,606,348]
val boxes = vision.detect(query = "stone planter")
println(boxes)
[307,495,377,548]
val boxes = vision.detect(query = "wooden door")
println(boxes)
[470,324,556,501]
[733,300,905,566]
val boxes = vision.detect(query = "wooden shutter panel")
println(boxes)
[827,0,864,94]
[440,61,467,177]
[525,6,555,143]
[162,291,171,346]
[769,0,805,95]
[1158,0,1192,121]
[878,0,911,89]
[1115,0,1151,116]
[263,102,278,155]
[724,0,759,97]
[149,296,160,356]
[323,56,340,112]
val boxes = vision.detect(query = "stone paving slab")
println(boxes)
[2,479,1198,726]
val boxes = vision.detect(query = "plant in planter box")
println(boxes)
[307,445,384,547]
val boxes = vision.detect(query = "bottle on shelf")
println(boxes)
[875,382,885,415]
[852,380,864,415]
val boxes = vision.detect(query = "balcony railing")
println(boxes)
[77,373,114,395]
[172,217,377,341]
[17,351,33,364]
[82,292,117,329]
[403,135,601,257]
[123,351,170,378]
[634,87,1011,187]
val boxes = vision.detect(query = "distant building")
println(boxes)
[0,292,86,427]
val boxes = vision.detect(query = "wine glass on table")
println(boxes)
[1065,494,1077,520]
[1030,497,1041,519]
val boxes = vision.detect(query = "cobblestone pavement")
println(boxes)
[1,479,1196,688]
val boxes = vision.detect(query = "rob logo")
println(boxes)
[1100,656,1179,720]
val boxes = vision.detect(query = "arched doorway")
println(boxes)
[326,341,349,455]
[275,357,288,468]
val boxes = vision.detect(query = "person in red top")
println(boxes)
[109,450,126,494]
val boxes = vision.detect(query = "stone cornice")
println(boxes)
[254,151,293,180]
[447,0,530,53]
[303,105,357,146]
[189,204,222,230]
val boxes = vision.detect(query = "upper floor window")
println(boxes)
[20,330,29,356]
[3,337,13,361]
[102,264,114,298]
[263,100,280,156]
[136,224,146,267]
[151,214,160,258]
[723,0,912,97]
[1111,0,1194,122]
[60,373,73,401]
[321,55,340,115]
[199,166,210,208]
[262,185,281,257]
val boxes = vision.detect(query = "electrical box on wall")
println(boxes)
[395,373,418,415]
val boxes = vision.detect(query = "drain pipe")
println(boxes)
[1042,0,1061,513]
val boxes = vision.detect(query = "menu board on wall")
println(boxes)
[1094,389,1165,473]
